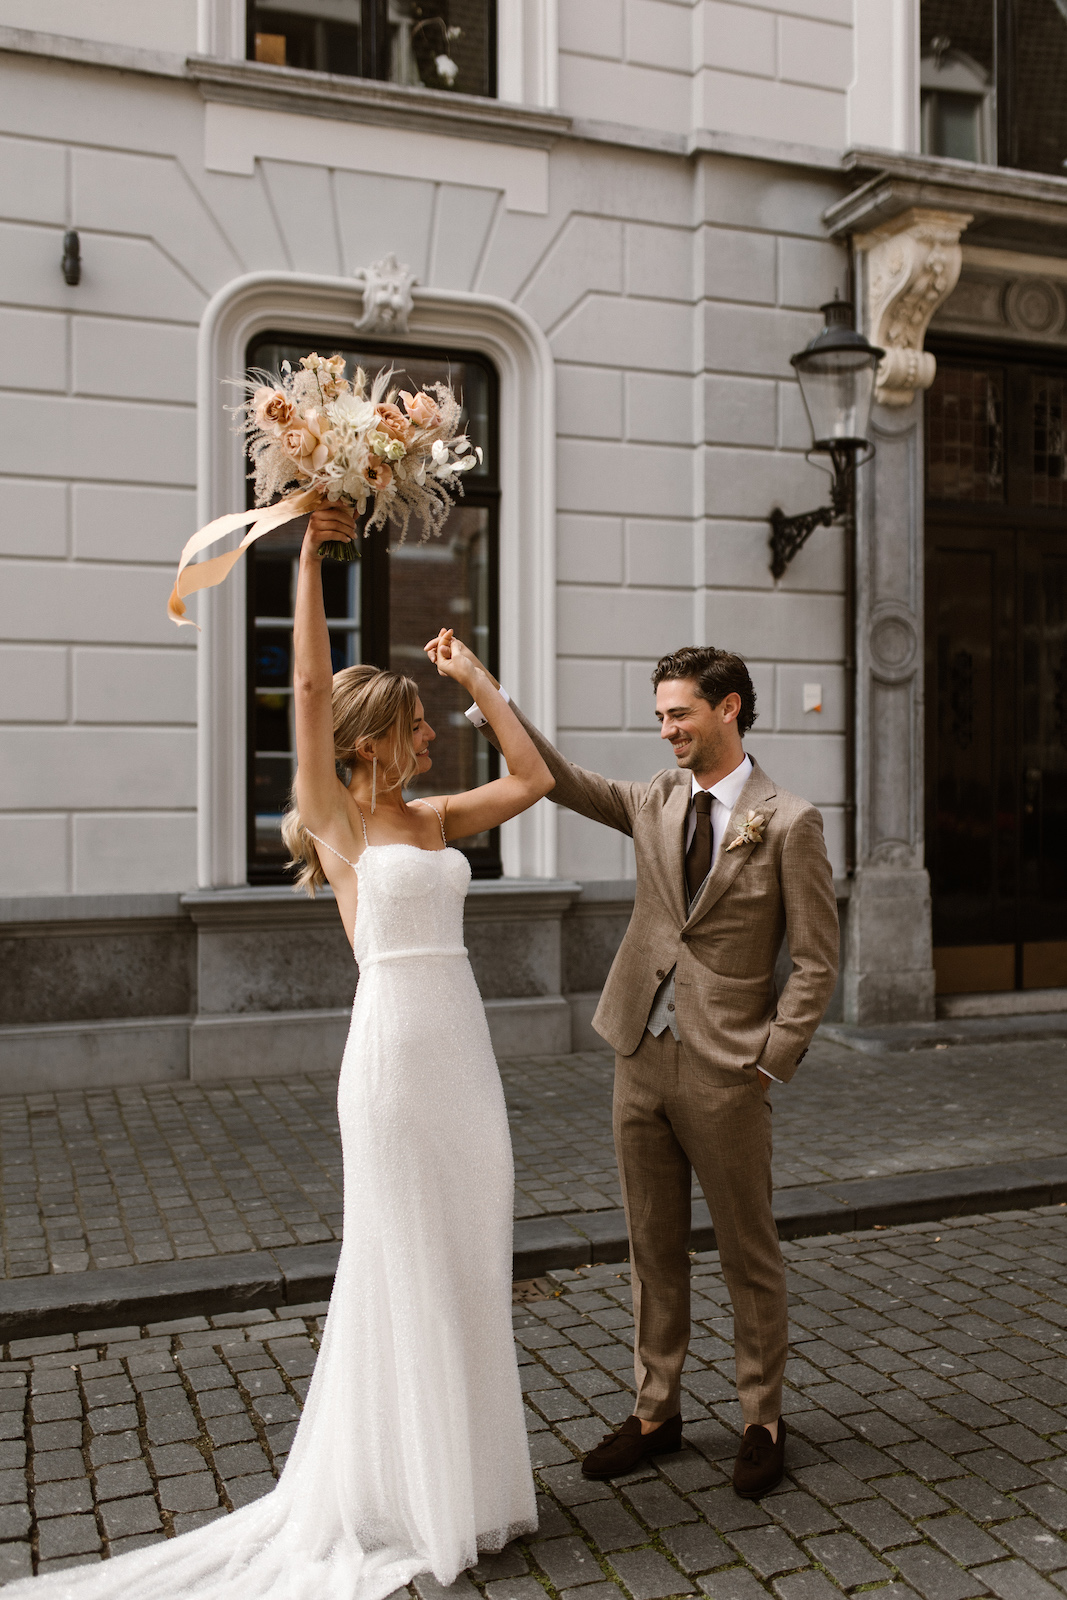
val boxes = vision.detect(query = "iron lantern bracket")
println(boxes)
[768,443,869,580]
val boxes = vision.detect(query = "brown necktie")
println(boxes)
[685,790,713,904]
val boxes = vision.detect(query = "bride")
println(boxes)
[11,502,553,1600]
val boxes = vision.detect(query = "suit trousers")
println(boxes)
[613,1028,788,1427]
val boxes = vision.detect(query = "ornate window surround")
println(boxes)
[196,272,557,888]
[196,0,558,107]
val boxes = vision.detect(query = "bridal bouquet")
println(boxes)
[168,353,481,627]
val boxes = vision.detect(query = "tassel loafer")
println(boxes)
[732,1417,786,1499]
[581,1412,683,1480]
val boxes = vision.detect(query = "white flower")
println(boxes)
[328,393,375,431]
[435,53,459,85]
[369,429,406,462]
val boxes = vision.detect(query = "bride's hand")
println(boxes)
[304,503,355,558]
[424,629,487,689]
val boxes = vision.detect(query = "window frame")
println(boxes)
[243,329,503,885]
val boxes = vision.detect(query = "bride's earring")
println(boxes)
[371,755,377,814]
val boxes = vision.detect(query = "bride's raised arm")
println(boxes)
[292,503,357,838]
[423,629,553,837]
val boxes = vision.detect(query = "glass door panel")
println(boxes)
[926,349,1067,994]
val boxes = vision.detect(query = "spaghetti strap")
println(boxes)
[417,799,448,846]
[306,830,360,871]
[354,803,369,845]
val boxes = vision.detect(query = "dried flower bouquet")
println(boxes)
[168,353,481,627]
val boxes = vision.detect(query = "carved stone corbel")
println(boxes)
[353,254,419,335]
[856,207,973,407]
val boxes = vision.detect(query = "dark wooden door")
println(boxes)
[925,347,1067,993]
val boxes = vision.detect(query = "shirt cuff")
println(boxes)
[759,1069,783,1083]
[464,687,510,728]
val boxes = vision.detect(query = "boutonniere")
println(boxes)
[725,810,768,852]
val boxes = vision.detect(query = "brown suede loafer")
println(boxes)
[732,1417,786,1499]
[581,1413,683,1480]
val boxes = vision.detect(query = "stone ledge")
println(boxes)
[188,55,572,148]
[6,1155,1065,1342]
[828,148,1067,252]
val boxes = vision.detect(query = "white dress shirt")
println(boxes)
[684,755,753,870]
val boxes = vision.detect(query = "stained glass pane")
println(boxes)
[926,364,1004,502]
[1032,377,1067,507]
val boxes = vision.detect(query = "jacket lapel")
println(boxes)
[683,761,777,928]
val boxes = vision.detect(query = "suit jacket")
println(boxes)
[496,708,839,1084]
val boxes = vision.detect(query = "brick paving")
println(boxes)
[2,1205,1067,1592]
[4,1037,1067,1277]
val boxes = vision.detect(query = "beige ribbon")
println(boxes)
[167,486,323,629]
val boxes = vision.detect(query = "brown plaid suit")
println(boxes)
[497,709,839,1424]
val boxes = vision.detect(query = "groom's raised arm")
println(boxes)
[475,703,646,837]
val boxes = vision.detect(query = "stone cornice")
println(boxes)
[827,148,1067,249]
[187,55,572,149]
[0,23,186,78]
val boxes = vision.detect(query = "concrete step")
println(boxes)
[4,1154,1067,1345]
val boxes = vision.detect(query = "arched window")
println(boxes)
[245,332,501,880]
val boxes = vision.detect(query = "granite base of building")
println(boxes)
[0,879,635,1091]
[0,878,855,1091]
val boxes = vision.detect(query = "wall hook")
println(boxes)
[62,231,81,286]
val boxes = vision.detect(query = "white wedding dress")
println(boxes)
[12,814,537,1600]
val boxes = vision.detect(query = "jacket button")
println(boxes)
[667,1002,675,1012]
[656,968,665,980]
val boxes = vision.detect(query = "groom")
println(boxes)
[471,646,838,1497]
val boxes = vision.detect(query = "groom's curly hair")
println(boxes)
[651,646,757,736]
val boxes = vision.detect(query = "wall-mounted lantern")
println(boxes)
[62,231,81,287]
[769,297,883,579]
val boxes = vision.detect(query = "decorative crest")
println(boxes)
[353,254,419,335]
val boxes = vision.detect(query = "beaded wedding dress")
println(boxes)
[13,818,537,1600]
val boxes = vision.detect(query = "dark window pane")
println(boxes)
[390,505,493,849]
[920,0,994,162]
[248,1,362,75]
[246,0,494,95]
[389,0,494,96]
[1010,0,1067,176]
[1032,377,1067,507]
[926,364,1004,502]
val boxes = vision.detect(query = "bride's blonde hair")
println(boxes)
[282,664,421,895]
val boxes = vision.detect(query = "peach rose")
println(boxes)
[400,390,440,429]
[253,387,295,433]
[374,402,413,444]
[281,409,332,475]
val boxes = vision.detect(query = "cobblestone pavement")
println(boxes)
[3,1205,1067,1595]
[3,1036,1067,1277]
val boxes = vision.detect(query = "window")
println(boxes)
[247,0,496,97]
[245,333,500,882]
[920,0,1067,175]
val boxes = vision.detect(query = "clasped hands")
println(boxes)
[423,628,489,694]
